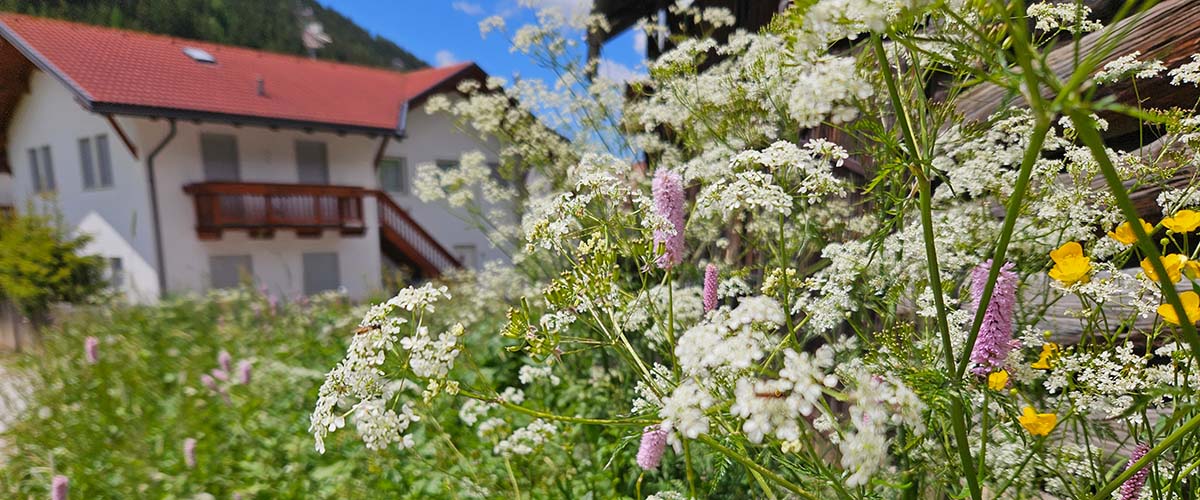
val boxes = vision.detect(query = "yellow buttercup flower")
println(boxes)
[1108,218,1153,245]
[1163,209,1200,233]
[1186,260,1200,280]
[1018,406,1057,436]
[1141,254,1187,283]
[1048,242,1091,286]
[987,370,1009,391]
[1158,291,1200,326]
[1031,343,1058,370]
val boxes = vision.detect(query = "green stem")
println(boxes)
[697,435,818,500]
[459,389,658,426]
[955,118,1050,379]
[683,437,698,498]
[872,33,982,500]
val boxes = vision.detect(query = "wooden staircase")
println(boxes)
[373,191,461,278]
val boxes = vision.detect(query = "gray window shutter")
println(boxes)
[96,134,114,187]
[28,148,41,192]
[303,252,340,295]
[295,140,329,184]
[39,146,55,191]
[201,134,240,182]
[79,137,95,189]
[209,255,253,289]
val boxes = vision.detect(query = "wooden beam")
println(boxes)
[955,0,1200,140]
[104,114,139,160]
[372,135,391,169]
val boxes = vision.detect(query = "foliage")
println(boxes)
[0,210,105,318]
[0,0,425,70]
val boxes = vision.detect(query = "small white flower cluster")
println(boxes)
[660,380,716,439]
[1094,51,1166,85]
[1170,54,1200,87]
[352,399,420,451]
[729,140,849,204]
[1027,2,1103,33]
[310,284,458,454]
[401,324,462,379]
[729,346,838,443]
[1043,342,1175,419]
[494,419,557,456]
[837,361,926,487]
[694,171,793,220]
[675,296,785,379]
[518,363,561,386]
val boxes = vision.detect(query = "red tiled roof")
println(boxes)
[0,13,482,134]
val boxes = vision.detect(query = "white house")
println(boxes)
[0,13,505,302]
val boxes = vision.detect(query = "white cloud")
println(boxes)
[435,50,460,67]
[632,29,647,56]
[519,0,593,18]
[596,59,643,83]
[452,1,485,15]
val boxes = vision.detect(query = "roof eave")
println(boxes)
[87,101,397,137]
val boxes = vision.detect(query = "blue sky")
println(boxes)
[317,0,647,83]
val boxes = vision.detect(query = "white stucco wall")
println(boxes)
[132,119,384,300]
[7,70,159,302]
[384,104,509,267]
[0,173,12,206]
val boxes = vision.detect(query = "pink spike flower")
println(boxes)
[237,359,252,385]
[637,424,669,470]
[1119,443,1151,500]
[969,260,1019,376]
[703,263,719,312]
[652,169,686,269]
[51,475,68,500]
[84,337,99,365]
[183,438,197,469]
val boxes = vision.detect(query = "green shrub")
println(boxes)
[0,210,106,320]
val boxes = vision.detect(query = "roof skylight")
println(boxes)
[182,47,216,64]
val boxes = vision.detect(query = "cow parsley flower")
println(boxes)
[1094,52,1166,84]
[494,419,557,456]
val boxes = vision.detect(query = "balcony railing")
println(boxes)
[183,182,367,239]
[373,190,461,276]
[182,182,461,277]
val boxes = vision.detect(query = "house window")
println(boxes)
[295,140,330,184]
[435,159,459,170]
[452,244,478,268]
[79,134,114,189]
[28,145,55,193]
[201,133,240,181]
[303,252,340,295]
[378,157,409,194]
[209,255,253,289]
[108,257,124,288]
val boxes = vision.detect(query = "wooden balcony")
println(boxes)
[183,182,367,239]
[182,182,462,278]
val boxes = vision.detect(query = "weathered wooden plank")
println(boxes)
[955,0,1200,141]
